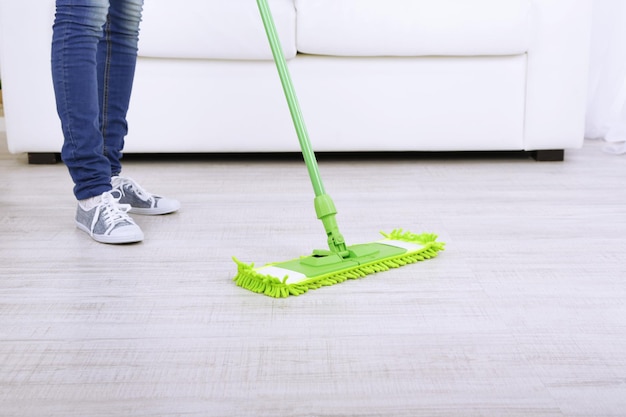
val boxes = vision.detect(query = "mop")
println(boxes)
[233,0,445,297]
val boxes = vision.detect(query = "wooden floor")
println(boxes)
[1,113,626,416]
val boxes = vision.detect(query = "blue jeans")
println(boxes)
[52,0,144,200]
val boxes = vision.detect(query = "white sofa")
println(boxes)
[0,0,592,161]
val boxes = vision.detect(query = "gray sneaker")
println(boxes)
[75,192,144,244]
[111,176,180,215]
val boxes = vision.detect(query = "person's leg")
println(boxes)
[97,0,179,216]
[98,0,143,176]
[52,0,112,200]
[52,0,144,244]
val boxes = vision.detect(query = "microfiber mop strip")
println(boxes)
[233,230,445,298]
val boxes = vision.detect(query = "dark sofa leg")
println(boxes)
[28,153,60,164]
[531,149,564,161]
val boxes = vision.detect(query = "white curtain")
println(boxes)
[585,0,626,154]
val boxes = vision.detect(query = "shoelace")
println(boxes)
[99,192,134,229]
[114,176,154,203]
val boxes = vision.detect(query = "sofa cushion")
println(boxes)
[138,0,297,60]
[296,0,531,56]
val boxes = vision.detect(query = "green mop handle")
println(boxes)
[256,0,348,255]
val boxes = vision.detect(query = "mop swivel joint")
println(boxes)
[314,194,349,256]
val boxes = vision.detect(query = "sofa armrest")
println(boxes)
[524,0,593,150]
[0,0,61,154]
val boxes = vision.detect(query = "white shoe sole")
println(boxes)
[128,202,181,216]
[76,222,144,244]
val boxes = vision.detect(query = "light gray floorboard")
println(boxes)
[1,117,625,417]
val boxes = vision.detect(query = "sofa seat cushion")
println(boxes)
[296,0,531,57]
[138,0,297,60]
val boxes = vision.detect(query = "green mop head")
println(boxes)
[233,230,445,298]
